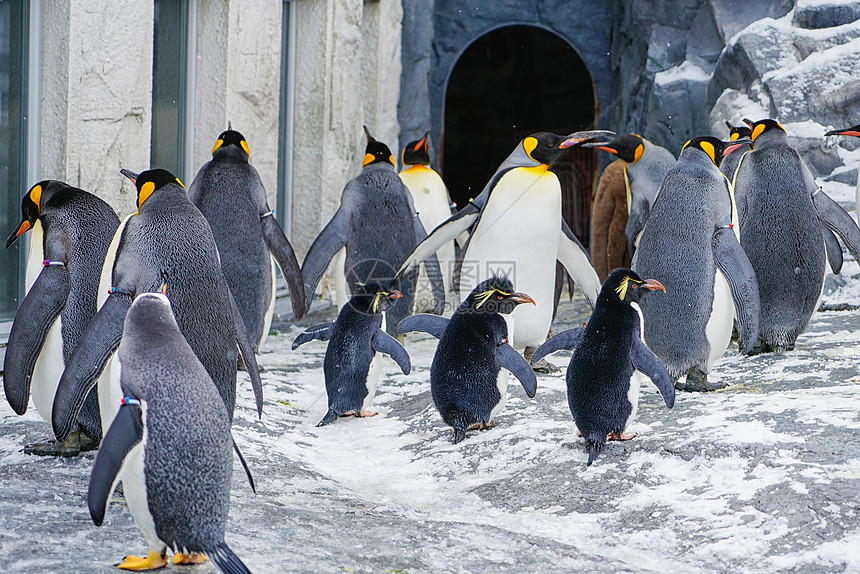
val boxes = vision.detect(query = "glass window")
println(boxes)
[151,0,189,179]
[0,0,28,322]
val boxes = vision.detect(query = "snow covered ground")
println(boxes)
[2,260,860,573]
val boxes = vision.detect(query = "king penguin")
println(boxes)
[292,282,410,426]
[189,127,305,351]
[88,292,254,573]
[395,131,612,354]
[589,159,630,281]
[4,181,119,456]
[301,126,444,334]
[734,119,860,353]
[399,132,456,311]
[824,123,860,221]
[632,136,761,391]
[586,133,676,263]
[396,276,537,443]
[530,268,674,465]
[51,169,264,445]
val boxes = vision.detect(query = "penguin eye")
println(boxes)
[631,284,638,289]
[497,294,503,300]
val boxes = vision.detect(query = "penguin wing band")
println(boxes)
[712,226,761,353]
[88,400,143,526]
[496,343,537,397]
[631,338,675,408]
[394,313,450,339]
[3,264,70,414]
[52,293,131,441]
[371,329,411,375]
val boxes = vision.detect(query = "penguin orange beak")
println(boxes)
[641,279,666,293]
[389,290,403,300]
[825,129,860,137]
[416,135,428,152]
[6,220,32,249]
[511,292,536,305]
[594,146,619,155]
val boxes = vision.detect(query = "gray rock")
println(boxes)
[793,0,860,29]
[707,0,795,41]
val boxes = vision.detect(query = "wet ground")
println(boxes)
[2,286,859,573]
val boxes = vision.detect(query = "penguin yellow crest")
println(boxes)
[475,286,511,309]
[137,181,156,210]
[614,275,637,301]
[371,291,389,313]
[211,138,224,155]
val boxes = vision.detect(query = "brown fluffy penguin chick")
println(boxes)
[590,159,630,282]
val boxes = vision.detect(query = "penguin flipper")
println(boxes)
[712,226,760,354]
[209,542,252,574]
[372,329,411,375]
[631,337,675,408]
[300,202,352,311]
[394,313,449,339]
[291,323,334,349]
[88,401,143,526]
[3,264,70,415]
[821,221,843,274]
[228,288,264,417]
[530,327,585,365]
[261,214,306,320]
[232,438,255,493]
[558,221,600,309]
[812,189,860,263]
[496,343,537,398]
[53,293,131,442]
[394,202,481,280]
[624,199,650,257]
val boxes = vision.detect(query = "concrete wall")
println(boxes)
[40,1,154,218]
[289,0,403,257]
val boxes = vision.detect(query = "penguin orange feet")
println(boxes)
[172,552,206,565]
[608,431,637,441]
[115,550,167,570]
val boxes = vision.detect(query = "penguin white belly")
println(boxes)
[30,317,64,423]
[460,168,561,349]
[98,354,123,432]
[333,247,350,310]
[259,256,277,349]
[362,315,386,411]
[855,175,860,222]
[705,269,734,371]
[120,405,165,554]
[626,371,643,430]
[490,369,510,421]
[98,214,134,309]
[24,220,44,292]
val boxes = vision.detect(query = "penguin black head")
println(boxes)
[520,132,572,166]
[824,124,860,139]
[600,268,665,307]
[6,182,47,249]
[681,136,733,168]
[121,168,186,210]
[593,133,645,163]
[725,121,752,142]
[463,275,535,315]
[402,132,430,166]
[350,281,402,314]
[362,126,395,168]
[211,128,250,160]
[743,118,786,143]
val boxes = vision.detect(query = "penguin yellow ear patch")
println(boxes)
[29,184,43,213]
[362,153,375,167]
[751,124,766,142]
[240,140,250,157]
[729,132,740,142]
[212,139,224,155]
[633,143,644,163]
[175,178,185,188]
[523,137,538,161]
[138,181,156,209]
[682,140,691,151]
[699,140,716,165]
[387,154,395,166]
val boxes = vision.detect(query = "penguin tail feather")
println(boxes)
[316,409,339,427]
[209,542,252,574]
[586,439,604,466]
